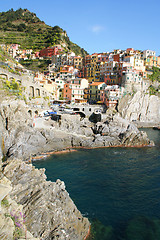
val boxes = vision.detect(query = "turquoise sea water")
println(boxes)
[33,129,160,240]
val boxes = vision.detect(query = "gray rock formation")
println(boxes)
[0,100,153,160]
[0,176,39,240]
[2,159,90,240]
[0,115,4,161]
[118,91,160,125]
[0,101,90,240]
[0,99,155,240]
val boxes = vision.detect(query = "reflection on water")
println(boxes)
[33,129,160,240]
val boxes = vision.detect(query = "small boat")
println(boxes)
[153,126,160,130]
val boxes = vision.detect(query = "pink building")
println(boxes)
[10,44,19,50]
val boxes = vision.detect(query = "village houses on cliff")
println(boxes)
[1,43,160,107]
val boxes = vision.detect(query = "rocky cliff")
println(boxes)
[118,91,160,126]
[1,159,90,240]
[0,99,155,240]
[0,175,39,240]
[0,100,90,240]
[0,100,153,161]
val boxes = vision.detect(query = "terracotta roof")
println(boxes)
[90,82,104,86]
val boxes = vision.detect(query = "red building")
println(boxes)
[39,46,63,57]
[113,54,120,62]
[102,74,121,85]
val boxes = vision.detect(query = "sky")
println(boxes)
[1,0,160,55]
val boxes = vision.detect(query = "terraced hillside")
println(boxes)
[0,8,88,56]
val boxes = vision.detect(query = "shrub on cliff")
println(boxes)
[149,67,160,82]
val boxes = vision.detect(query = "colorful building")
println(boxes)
[39,45,63,58]
[73,56,83,69]
[144,56,160,68]
[89,82,106,102]
[63,78,88,102]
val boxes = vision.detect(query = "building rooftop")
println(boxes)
[90,82,104,86]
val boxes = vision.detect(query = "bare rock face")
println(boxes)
[90,114,153,147]
[2,159,90,240]
[0,100,154,161]
[0,100,154,240]
[0,176,39,240]
[0,115,4,160]
[118,91,160,124]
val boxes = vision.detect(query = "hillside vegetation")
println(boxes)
[149,67,160,82]
[0,8,88,56]
[148,67,160,96]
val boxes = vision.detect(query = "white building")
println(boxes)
[69,78,89,103]
[143,50,156,59]
[55,79,65,100]
[122,68,143,92]
[123,55,135,66]
[134,55,145,71]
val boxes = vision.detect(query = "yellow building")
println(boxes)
[85,54,100,82]
[73,56,83,69]
[95,62,101,81]
[145,56,160,68]
[90,54,98,64]
[43,80,58,100]
[89,82,106,102]
[85,63,95,82]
